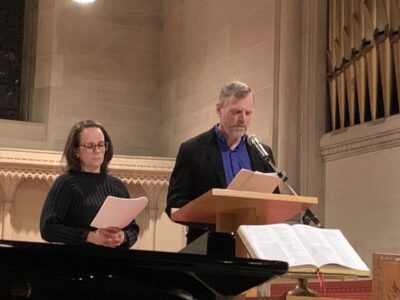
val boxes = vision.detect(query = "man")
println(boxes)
[166,81,277,244]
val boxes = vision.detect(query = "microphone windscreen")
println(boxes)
[247,134,257,146]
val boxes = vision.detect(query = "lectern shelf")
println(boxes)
[171,188,317,258]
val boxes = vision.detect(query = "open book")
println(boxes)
[227,169,280,193]
[90,196,148,229]
[237,223,370,276]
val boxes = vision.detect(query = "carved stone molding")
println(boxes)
[0,148,63,181]
[0,147,175,185]
[320,115,400,162]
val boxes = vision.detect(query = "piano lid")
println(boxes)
[0,240,288,299]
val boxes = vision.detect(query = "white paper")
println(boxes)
[90,196,148,229]
[227,169,280,193]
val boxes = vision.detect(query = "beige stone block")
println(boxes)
[39,0,55,10]
[62,54,119,84]
[201,63,235,92]
[0,120,46,142]
[31,87,50,123]
[50,54,64,87]
[118,56,160,88]
[167,42,207,80]
[159,120,173,157]
[162,0,185,17]
[67,0,162,16]
[52,86,83,104]
[205,27,231,64]
[107,123,160,156]
[61,53,159,88]
[36,6,55,55]
[34,54,52,88]
[91,104,160,127]
[221,0,274,22]
[80,83,160,109]
[172,73,206,107]
[57,0,162,29]
[230,7,275,55]
[243,67,275,93]
[47,135,70,151]
[172,106,212,139]
[34,54,63,88]
[56,17,161,56]
[231,43,274,78]
[162,0,184,28]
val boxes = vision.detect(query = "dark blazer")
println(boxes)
[166,127,277,243]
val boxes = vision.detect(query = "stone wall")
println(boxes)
[31,0,163,156]
[0,0,330,256]
[321,114,400,267]
[159,0,280,157]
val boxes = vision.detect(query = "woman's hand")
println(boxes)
[86,227,125,248]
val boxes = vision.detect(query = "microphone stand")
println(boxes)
[248,136,323,296]
[261,156,322,228]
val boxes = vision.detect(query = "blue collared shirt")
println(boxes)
[214,125,252,185]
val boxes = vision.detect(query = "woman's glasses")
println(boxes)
[79,142,109,153]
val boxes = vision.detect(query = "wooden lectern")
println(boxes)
[171,188,317,257]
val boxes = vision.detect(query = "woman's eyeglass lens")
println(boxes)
[79,142,108,152]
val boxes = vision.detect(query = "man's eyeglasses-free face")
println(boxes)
[78,142,109,153]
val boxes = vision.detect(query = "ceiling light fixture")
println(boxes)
[73,0,96,4]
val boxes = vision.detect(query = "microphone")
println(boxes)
[302,208,322,228]
[247,134,322,228]
[247,135,288,182]
[247,135,270,163]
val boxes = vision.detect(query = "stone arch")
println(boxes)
[124,183,149,249]
[0,179,4,238]
[10,177,50,242]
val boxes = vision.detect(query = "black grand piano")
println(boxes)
[0,236,287,300]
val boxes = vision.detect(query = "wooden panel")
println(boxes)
[171,188,317,225]
[270,279,372,299]
[373,252,400,300]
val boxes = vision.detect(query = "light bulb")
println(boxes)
[73,0,96,4]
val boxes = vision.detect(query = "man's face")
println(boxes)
[216,92,254,141]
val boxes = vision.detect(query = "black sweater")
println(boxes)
[40,171,139,248]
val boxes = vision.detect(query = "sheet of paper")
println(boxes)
[227,169,280,193]
[90,196,148,229]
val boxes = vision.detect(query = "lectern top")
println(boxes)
[171,188,317,225]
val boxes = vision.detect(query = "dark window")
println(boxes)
[0,0,37,121]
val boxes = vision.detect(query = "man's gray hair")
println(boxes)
[218,81,253,104]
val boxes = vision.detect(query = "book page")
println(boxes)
[238,223,316,268]
[292,224,369,272]
[90,196,148,229]
[227,169,280,194]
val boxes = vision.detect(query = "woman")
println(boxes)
[40,120,139,248]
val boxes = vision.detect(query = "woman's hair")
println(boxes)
[62,120,114,174]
